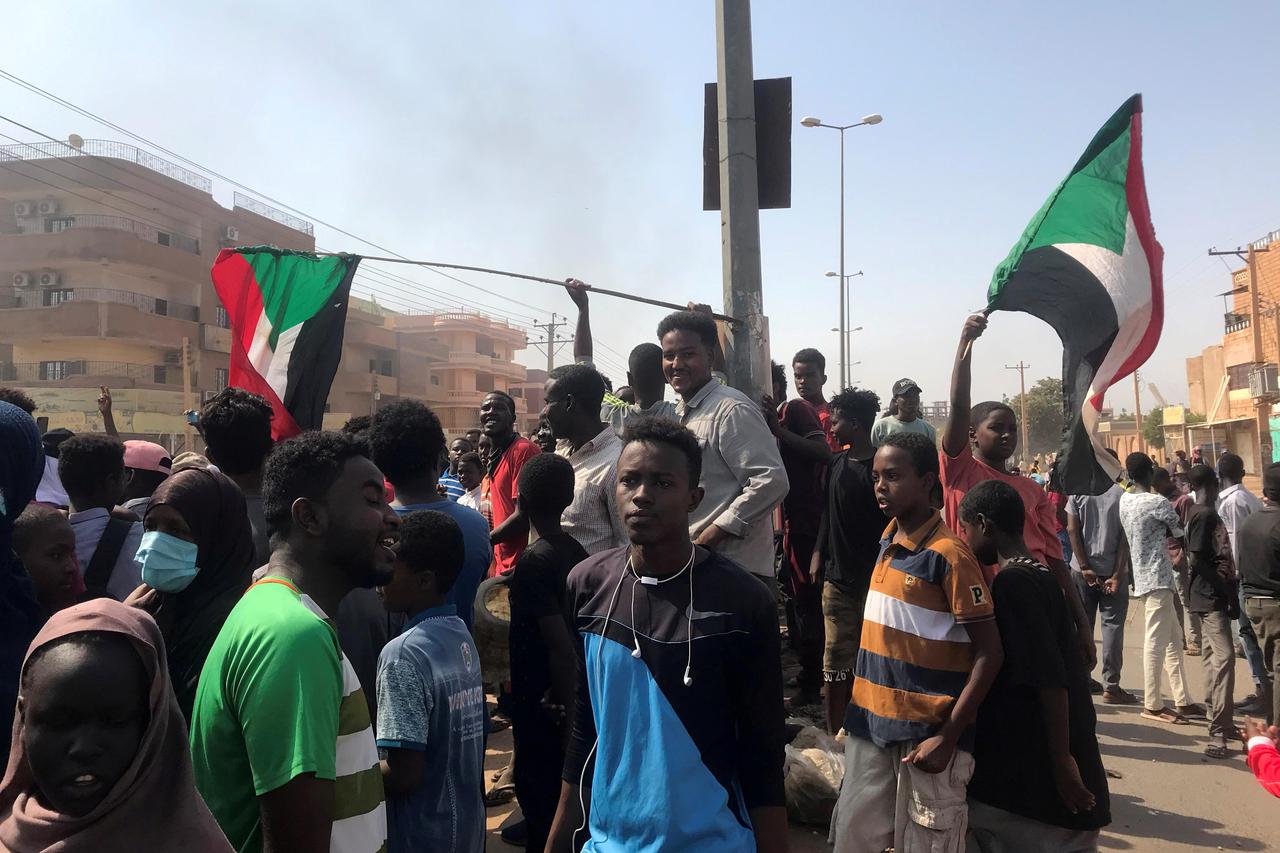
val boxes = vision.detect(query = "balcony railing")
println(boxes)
[0,139,212,193]
[0,287,199,321]
[232,192,314,237]
[0,361,182,386]
[1226,312,1251,334]
[12,213,201,255]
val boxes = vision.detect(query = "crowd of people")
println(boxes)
[0,290,1278,853]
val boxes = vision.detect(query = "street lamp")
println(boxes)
[827,326,863,385]
[804,112,883,386]
[825,271,864,382]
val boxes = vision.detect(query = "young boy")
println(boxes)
[1185,464,1237,758]
[830,432,1003,853]
[943,313,1093,665]
[958,480,1110,851]
[810,386,885,734]
[376,510,485,853]
[13,503,83,614]
[456,451,485,515]
[547,417,788,853]
[508,453,590,852]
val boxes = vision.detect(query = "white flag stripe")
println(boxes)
[264,323,303,400]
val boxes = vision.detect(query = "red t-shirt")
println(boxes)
[940,446,1064,579]
[489,436,541,575]
[812,400,843,452]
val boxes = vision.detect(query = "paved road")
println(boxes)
[485,597,1279,851]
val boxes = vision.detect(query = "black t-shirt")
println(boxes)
[508,532,589,710]
[969,558,1110,832]
[1238,505,1280,598]
[777,399,826,539]
[822,451,885,591]
[1185,503,1234,614]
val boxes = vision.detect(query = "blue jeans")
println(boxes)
[1074,571,1128,687]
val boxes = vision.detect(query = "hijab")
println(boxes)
[0,599,232,852]
[0,402,46,762]
[145,468,256,720]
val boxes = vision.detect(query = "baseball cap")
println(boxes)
[892,378,922,397]
[124,440,173,475]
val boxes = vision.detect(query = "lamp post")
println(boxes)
[803,113,882,387]
[829,325,863,384]
[825,271,864,383]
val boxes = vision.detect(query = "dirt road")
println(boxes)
[485,599,1280,851]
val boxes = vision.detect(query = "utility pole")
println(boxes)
[715,0,768,400]
[531,314,573,373]
[180,336,193,452]
[1133,370,1145,454]
[1006,361,1030,467]
[1210,244,1273,467]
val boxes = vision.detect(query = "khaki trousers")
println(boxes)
[1142,588,1192,712]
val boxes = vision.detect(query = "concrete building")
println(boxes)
[0,139,527,445]
[1184,227,1280,474]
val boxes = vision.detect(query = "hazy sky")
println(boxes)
[4,1,1277,410]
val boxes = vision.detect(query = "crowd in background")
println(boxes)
[0,290,1278,853]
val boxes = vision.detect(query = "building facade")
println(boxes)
[0,139,527,446]
[1184,227,1280,474]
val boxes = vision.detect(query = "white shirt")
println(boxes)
[676,378,789,578]
[557,428,627,556]
[458,486,483,515]
[1217,482,1264,565]
[68,507,143,600]
[1118,491,1184,596]
[35,455,68,506]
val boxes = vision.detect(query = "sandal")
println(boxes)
[1204,742,1230,759]
[1140,707,1189,725]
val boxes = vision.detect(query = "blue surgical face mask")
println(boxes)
[136,531,199,593]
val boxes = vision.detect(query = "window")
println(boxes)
[157,232,171,247]
[39,361,68,381]
[430,375,440,385]
[154,365,168,385]
[42,289,73,306]
[154,298,168,317]
[368,358,393,377]
[215,367,229,391]
[44,216,75,233]
[1228,363,1253,391]
[216,306,230,329]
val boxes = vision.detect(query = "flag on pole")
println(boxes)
[211,247,360,440]
[986,94,1162,495]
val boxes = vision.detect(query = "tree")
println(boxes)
[1007,377,1065,457]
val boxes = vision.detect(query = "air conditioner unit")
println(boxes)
[38,271,60,287]
[1250,364,1280,398]
[37,200,59,215]
[225,226,240,241]
[12,272,33,288]
[12,201,34,217]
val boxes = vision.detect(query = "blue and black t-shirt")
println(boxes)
[562,547,786,852]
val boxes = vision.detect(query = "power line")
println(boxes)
[0,67,561,316]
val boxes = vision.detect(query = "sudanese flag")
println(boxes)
[986,94,1163,496]
[211,247,360,440]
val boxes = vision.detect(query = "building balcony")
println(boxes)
[0,360,183,389]
[4,213,200,255]
[1,287,199,320]
[0,227,208,279]
[0,297,199,344]
[1226,312,1251,334]
[0,139,212,193]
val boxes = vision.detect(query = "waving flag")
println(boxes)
[987,95,1163,495]
[211,247,359,440]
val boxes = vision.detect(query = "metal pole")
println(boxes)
[1133,371,1145,454]
[838,127,847,388]
[715,0,768,399]
[181,336,193,452]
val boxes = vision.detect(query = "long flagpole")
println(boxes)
[320,253,741,326]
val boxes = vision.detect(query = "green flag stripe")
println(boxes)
[243,249,355,351]
[988,100,1137,303]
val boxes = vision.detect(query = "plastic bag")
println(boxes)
[783,726,845,826]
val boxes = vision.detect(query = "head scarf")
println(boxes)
[145,468,256,719]
[0,402,46,763]
[0,599,232,852]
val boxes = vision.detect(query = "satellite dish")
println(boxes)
[67,134,84,149]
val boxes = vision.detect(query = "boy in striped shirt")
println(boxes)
[830,432,1003,853]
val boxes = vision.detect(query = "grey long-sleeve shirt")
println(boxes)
[677,378,789,578]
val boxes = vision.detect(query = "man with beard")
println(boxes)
[190,431,399,853]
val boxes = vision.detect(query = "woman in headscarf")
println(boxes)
[136,467,256,719]
[0,599,232,852]
[0,401,47,763]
